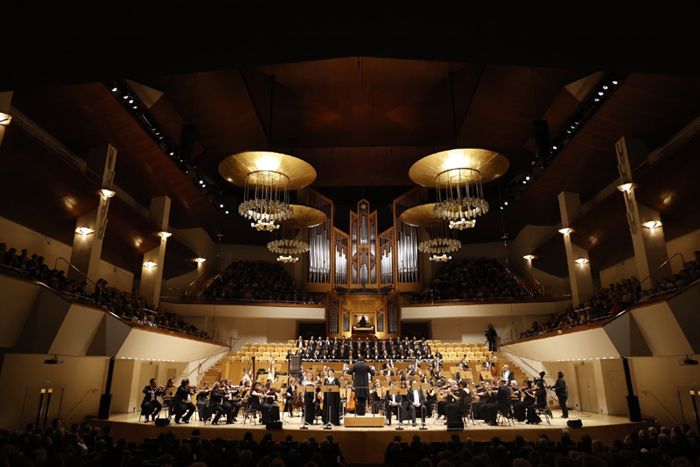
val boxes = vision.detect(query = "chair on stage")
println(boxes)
[534,404,552,425]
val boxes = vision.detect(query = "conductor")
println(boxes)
[345,355,375,415]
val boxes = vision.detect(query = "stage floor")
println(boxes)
[95,411,648,465]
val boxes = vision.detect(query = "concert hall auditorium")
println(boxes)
[1,7,699,466]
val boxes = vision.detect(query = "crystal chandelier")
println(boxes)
[408,148,509,231]
[433,167,488,229]
[400,203,462,263]
[239,170,293,231]
[266,204,326,264]
[219,151,317,232]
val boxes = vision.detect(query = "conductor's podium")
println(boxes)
[343,414,385,428]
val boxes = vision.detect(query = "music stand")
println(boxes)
[300,386,316,430]
[321,385,339,429]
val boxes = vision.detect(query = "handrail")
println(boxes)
[504,265,535,297]
[53,257,97,287]
[640,252,687,287]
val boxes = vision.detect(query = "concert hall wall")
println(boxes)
[0,216,135,292]
[599,228,700,288]
[0,354,109,430]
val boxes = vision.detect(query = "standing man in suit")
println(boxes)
[502,365,515,382]
[345,355,375,415]
[553,370,569,418]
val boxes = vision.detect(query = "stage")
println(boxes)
[94,411,648,465]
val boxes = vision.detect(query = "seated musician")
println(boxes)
[248,383,264,423]
[407,380,427,426]
[260,382,280,424]
[140,378,164,422]
[369,380,383,415]
[173,378,195,424]
[195,382,211,422]
[162,378,176,416]
[521,380,542,424]
[223,380,242,423]
[482,378,511,426]
[208,382,227,425]
[384,381,408,426]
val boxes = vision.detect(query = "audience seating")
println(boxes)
[412,258,530,303]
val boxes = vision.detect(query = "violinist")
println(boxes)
[260,382,280,424]
[521,380,542,424]
[248,383,264,424]
[141,378,164,422]
[285,377,299,418]
[173,378,196,424]
[224,380,242,423]
[208,382,226,425]
[195,382,211,422]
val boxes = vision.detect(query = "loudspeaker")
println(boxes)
[266,421,283,430]
[155,417,171,427]
[567,419,583,429]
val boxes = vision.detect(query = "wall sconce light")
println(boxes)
[616,182,637,193]
[158,231,172,239]
[523,254,536,261]
[99,188,116,200]
[143,260,158,270]
[558,227,574,236]
[642,220,662,230]
[193,257,207,264]
[575,258,589,265]
[75,226,94,237]
[0,112,12,126]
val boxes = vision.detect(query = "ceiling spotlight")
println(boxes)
[0,112,12,126]
[575,257,589,265]
[598,91,604,96]
[617,182,637,193]
[642,220,663,230]
[143,260,158,270]
[193,257,207,264]
[128,99,134,104]
[169,151,174,156]
[552,145,557,150]
[75,226,94,236]
[523,254,536,261]
[219,204,224,208]
[522,180,527,184]
[525,176,530,181]
[158,231,172,239]
[99,188,116,200]
[132,105,137,109]
[199,180,204,185]
[594,98,600,102]
[111,87,118,92]
[567,130,572,134]
[612,80,619,85]
[225,210,230,214]
[499,206,504,210]
[201,183,206,188]
[602,85,609,90]
[558,227,574,236]
[504,201,508,206]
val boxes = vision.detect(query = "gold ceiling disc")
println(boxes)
[408,148,510,187]
[285,204,327,228]
[218,151,317,190]
[399,203,441,227]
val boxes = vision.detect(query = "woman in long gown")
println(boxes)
[321,369,341,425]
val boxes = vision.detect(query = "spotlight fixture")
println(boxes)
[0,112,12,126]
[617,182,637,193]
[642,220,663,230]
[193,257,207,264]
[558,227,574,236]
[75,226,95,236]
[143,260,158,270]
[99,188,116,200]
[523,254,536,261]
[575,258,589,265]
[111,87,118,92]
[612,80,619,85]
[158,231,172,239]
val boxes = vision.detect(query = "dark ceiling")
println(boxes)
[2,8,699,261]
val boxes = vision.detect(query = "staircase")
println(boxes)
[200,359,226,387]
[496,351,530,382]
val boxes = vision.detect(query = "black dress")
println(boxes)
[321,377,341,425]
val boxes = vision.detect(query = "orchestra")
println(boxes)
[136,337,558,430]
